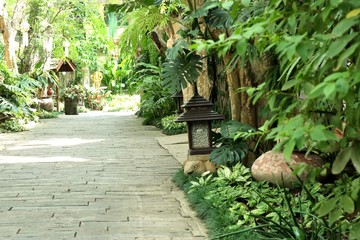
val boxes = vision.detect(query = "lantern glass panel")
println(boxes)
[190,121,210,149]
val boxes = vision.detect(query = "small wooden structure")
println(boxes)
[49,58,76,111]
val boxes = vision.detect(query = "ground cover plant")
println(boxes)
[174,164,360,240]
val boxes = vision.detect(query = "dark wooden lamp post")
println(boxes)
[171,91,184,114]
[175,87,224,156]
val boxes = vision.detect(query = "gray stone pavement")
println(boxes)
[0,112,208,240]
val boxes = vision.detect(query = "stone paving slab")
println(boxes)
[0,112,208,239]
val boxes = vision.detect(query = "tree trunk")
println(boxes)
[0,0,27,73]
[223,54,241,121]
[239,62,258,127]
[0,12,17,72]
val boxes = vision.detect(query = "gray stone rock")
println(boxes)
[251,150,324,187]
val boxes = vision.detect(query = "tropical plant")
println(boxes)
[210,121,254,166]
[60,85,85,101]
[175,162,360,240]
[160,114,187,135]
[130,62,176,124]
[192,0,360,174]
[85,87,111,110]
[0,63,39,122]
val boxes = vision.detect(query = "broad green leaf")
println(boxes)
[332,147,352,174]
[326,33,357,58]
[161,53,203,93]
[323,83,336,99]
[310,125,328,141]
[241,0,251,7]
[283,139,295,161]
[282,79,301,92]
[335,78,350,96]
[223,167,231,178]
[328,208,342,226]
[236,39,247,59]
[336,43,359,70]
[351,142,360,173]
[351,178,360,199]
[222,1,234,10]
[243,23,265,39]
[346,8,360,18]
[330,0,342,7]
[317,197,339,216]
[349,222,360,240]
[292,227,305,240]
[308,82,326,99]
[332,17,358,37]
[342,195,355,213]
[324,72,349,82]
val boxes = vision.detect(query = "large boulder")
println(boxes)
[251,150,323,187]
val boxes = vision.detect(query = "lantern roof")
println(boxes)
[175,91,224,122]
[181,92,213,109]
[171,91,183,98]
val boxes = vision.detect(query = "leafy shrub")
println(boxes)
[174,163,360,240]
[160,114,187,135]
[35,110,61,119]
[210,121,254,166]
[130,62,176,124]
[0,62,38,124]
[85,88,111,110]
[0,119,25,133]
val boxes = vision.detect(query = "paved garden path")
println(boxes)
[0,112,207,240]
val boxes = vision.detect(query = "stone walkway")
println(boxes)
[0,112,207,240]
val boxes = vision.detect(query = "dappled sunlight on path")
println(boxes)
[0,111,207,239]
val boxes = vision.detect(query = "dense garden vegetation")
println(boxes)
[1,0,360,238]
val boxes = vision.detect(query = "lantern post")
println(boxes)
[175,87,224,162]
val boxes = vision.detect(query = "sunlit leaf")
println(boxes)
[342,195,355,213]
[346,8,360,18]
[332,147,352,174]
[317,197,338,217]
[332,18,358,37]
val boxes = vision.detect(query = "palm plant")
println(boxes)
[131,62,176,124]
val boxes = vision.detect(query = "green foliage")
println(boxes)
[105,94,140,112]
[0,63,38,122]
[160,114,187,135]
[84,88,111,110]
[210,121,254,166]
[35,110,61,119]
[60,85,85,101]
[315,175,360,229]
[191,0,360,174]
[0,119,25,133]
[175,163,360,240]
[118,6,168,58]
[161,52,203,93]
[131,62,176,124]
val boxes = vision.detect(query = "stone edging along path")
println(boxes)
[0,112,207,240]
